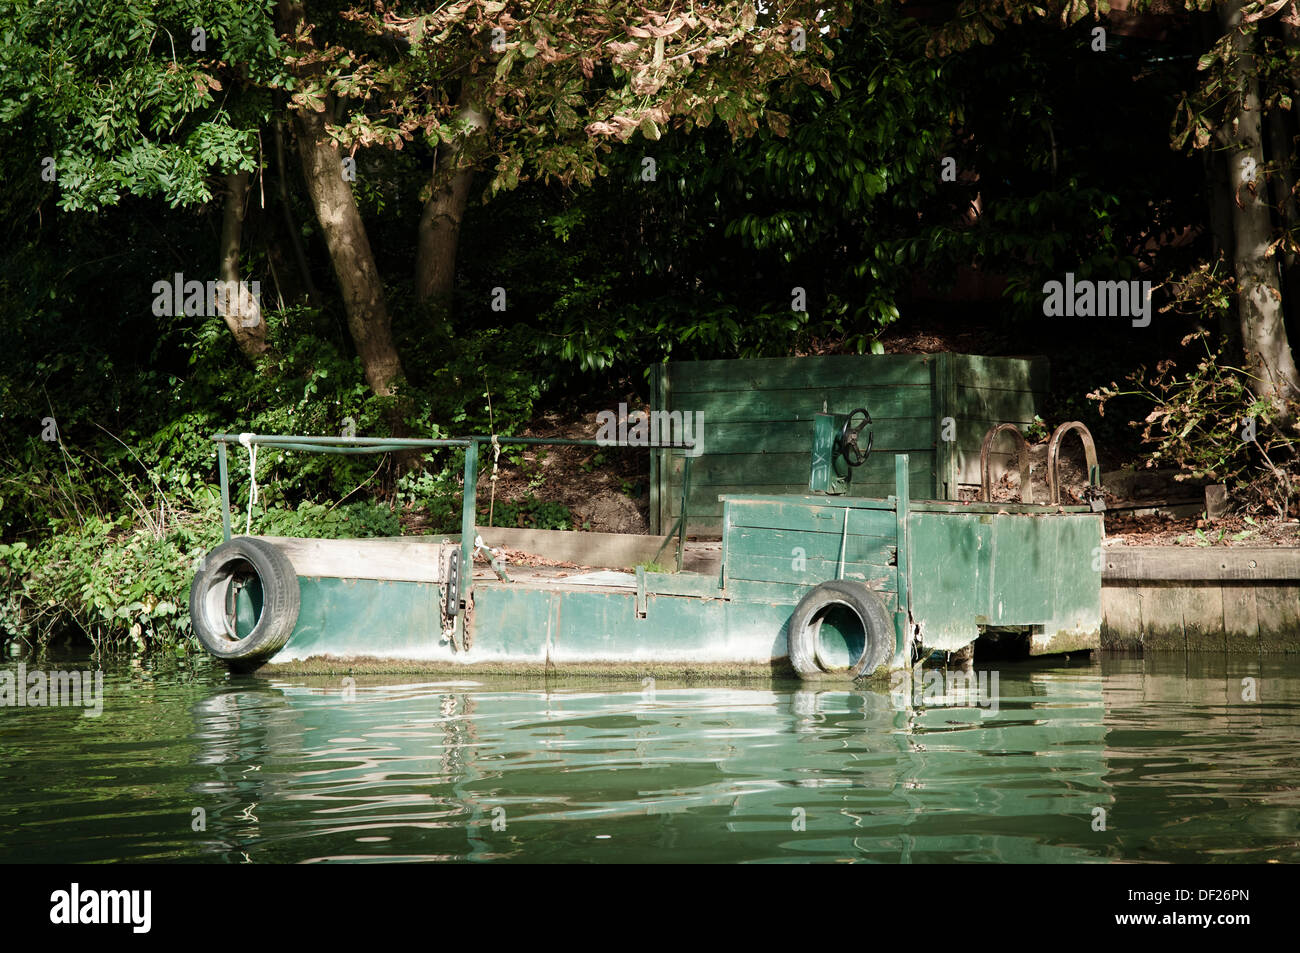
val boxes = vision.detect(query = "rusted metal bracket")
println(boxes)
[1046,421,1103,508]
[979,423,1033,503]
[441,547,461,649]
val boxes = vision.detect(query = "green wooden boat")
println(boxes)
[189,412,1103,678]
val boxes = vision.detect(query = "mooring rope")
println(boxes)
[239,432,259,536]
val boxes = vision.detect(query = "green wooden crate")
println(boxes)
[650,353,1049,534]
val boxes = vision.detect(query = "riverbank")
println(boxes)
[1101,546,1300,653]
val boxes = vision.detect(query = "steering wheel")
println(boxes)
[839,408,873,468]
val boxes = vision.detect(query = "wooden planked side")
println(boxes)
[1103,546,1300,582]
[669,388,934,424]
[725,551,897,587]
[951,355,1049,488]
[1221,584,1259,651]
[666,481,932,532]
[935,352,958,499]
[1138,583,1189,651]
[666,456,934,533]
[955,386,1046,412]
[726,577,899,610]
[668,354,935,393]
[661,354,937,528]
[953,355,1051,394]
[1101,585,1144,650]
[727,530,897,565]
[260,535,452,583]
[726,500,897,538]
[688,417,933,456]
[666,451,934,491]
[1254,585,1300,651]
[650,363,665,533]
[1180,585,1228,652]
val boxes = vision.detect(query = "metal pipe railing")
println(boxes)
[212,433,615,450]
[213,433,473,450]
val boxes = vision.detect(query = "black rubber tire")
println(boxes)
[189,536,300,668]
[788,580,893,680]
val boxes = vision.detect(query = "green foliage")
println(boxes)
[395,465,466,534]
[468,4,1204,374]
[482,495,572,531]
[1090,328,1300,519]
[1,504,224,654]
[1176,523,1260,546]
[0,0,280,211]
[253,501,401,539]
[304,0,851,196]
[1024,415,1049,443]
[464,9,953,371]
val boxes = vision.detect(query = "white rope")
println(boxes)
[239,433,259,536]
[488,433,501,526]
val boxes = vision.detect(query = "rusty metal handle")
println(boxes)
[1046,421,1101,505]
[979,423,1033,503]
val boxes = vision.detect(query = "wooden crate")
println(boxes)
[650,353,1049,534]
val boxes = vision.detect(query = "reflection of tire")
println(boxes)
[190,537,300,668]
[788,580,893,680]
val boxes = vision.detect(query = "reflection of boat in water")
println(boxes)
[715,669,1109,862]
[190,677,500,862]
[188,419,1103,679]
[186,668,1109,863]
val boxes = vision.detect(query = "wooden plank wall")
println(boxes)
[651,353,1047,534]
[723,498,899,591]
[951,355,1050,497]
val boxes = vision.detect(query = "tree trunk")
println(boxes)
[292,106,407,398]
[1266,105,1299,330]
[217,171,271,360]
[1205,149,1240,349]
[1220,0,1300,422]
[273,118,321,308]
[275,0,405,401]
[415,83,488,310]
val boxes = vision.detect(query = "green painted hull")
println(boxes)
[259,500,1101,673]
[270,574,800,674]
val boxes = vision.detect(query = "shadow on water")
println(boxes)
[0,648,1296,863]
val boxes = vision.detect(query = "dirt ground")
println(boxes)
[1101,512,1300,547]
[473,410,651,535]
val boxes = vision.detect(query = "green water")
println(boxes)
[0,650,1297,863]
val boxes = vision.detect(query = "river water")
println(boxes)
[0,650,1296,863]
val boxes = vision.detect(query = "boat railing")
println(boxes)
[210,431,697,585]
